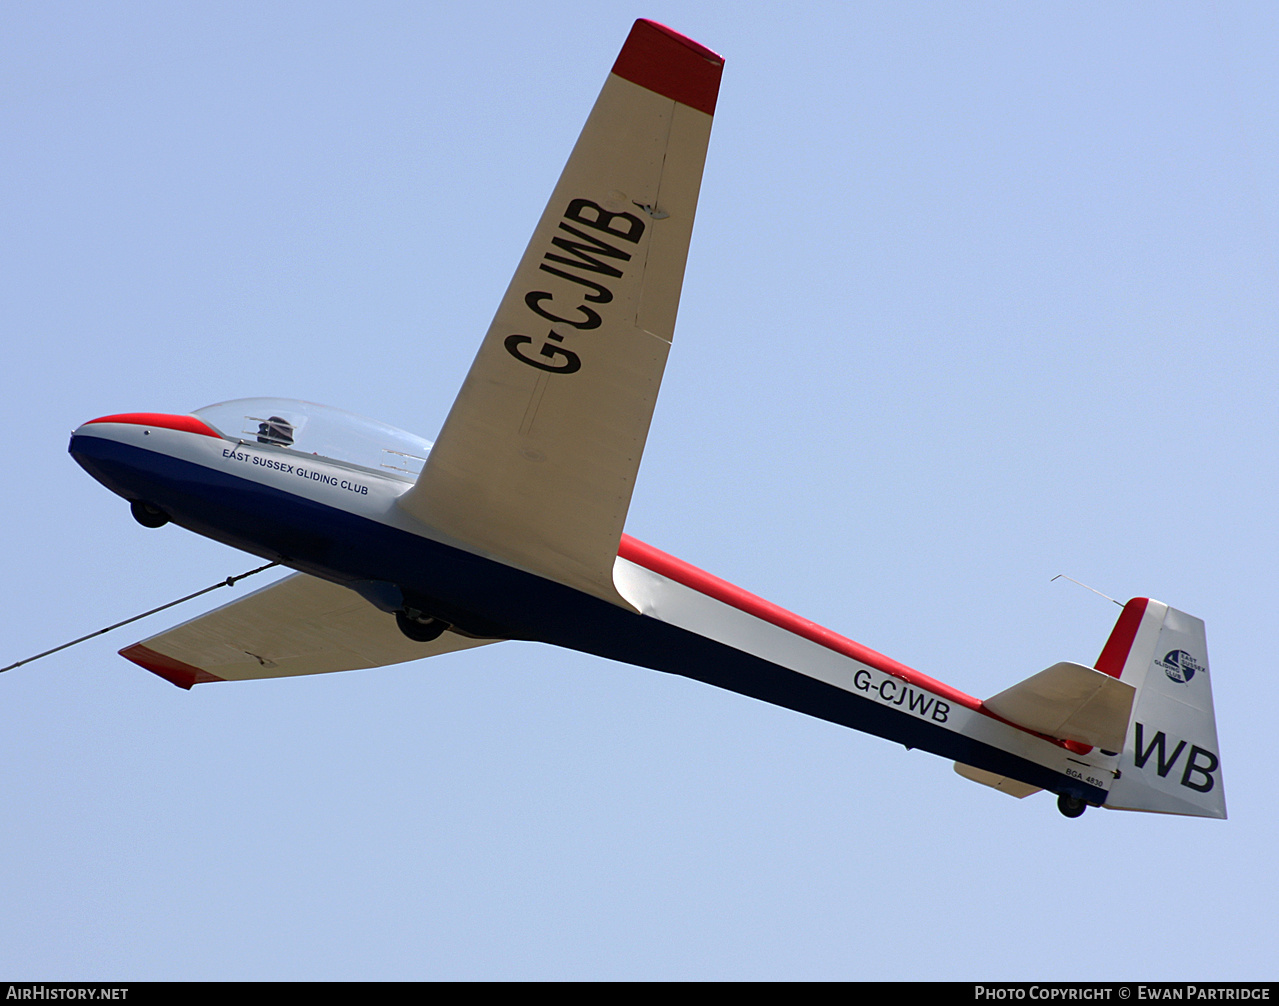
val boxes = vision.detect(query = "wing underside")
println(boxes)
[120,573,499,688]
[397,20,724,606]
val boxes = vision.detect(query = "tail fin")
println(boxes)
[1098,599,1226,819]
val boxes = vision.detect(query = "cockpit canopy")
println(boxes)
[193,398,433,480]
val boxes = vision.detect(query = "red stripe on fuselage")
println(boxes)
[617,534,982,713]
[611,19,724,116]
[83,413,223,439]
[617,536,1100,752]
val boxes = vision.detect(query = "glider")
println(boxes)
[68,19,1225,820]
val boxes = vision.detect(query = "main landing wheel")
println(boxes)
[1057,794,1087,819]
[396,611,448,643]
[130,500,169,528]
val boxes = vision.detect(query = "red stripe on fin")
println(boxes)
[1094,597,1150,679]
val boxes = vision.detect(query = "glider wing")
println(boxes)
[397,20,723,606]
[119,573,498,688]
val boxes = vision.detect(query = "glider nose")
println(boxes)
[68,411,223,506]
[69,411,217,466]
[73,412,222,439]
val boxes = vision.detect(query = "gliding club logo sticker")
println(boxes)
[1158,649,1203,684]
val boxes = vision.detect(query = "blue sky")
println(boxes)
[2,1,1276,979]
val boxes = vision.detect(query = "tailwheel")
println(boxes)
[396,611,448,642]
[1057,793,1087,819]
[130,500,169,528]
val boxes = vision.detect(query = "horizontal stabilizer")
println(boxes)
[953,762,1042,799]
[984,661,1136,752]
[121,573,499,688]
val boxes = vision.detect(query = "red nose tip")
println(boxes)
[82,413,222,438]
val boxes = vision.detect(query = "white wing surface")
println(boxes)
[120,573,499,688]
[398,20,723,606]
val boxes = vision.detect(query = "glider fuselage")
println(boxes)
[69,408,1117,806]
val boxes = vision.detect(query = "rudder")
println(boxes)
[1098,599,1226,819]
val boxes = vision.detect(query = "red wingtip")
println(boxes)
[120,644,224,689]
[611,19,724,116]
